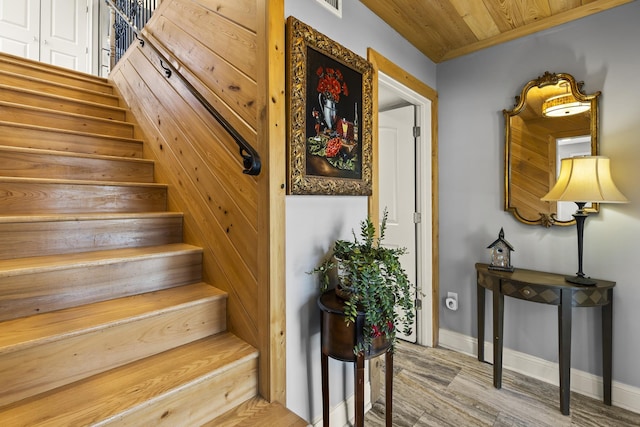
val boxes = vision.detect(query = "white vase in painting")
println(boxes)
[319,93,337,130]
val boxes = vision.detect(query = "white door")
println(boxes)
[0,0,40,59]
[0,0,90,72]
[41,0,89,71]
[379,104,417,343]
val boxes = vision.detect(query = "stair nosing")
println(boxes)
[0,176,168,188]
[0,212,183,223]
[0,283,227,354]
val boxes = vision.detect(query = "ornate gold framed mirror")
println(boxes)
[504,72,601,227]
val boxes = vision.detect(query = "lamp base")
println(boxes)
[565,275,597,286]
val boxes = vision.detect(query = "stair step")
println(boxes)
[208,397,308,427]
[0,83,128,120]
[0,101,134,138]
[0,333,257,426]
[0,177,167,214]
[0,52,113,94]
[0,145,154,182]
[0,243,203,321]
[0,211,183,260]
[0,121,143,158]
[0,283,228,407]
[0,70,119,106]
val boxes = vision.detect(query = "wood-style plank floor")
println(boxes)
[365,342,640,426]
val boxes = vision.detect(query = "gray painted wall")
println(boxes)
[438,1,640,389]
[284,0,640,422]
[284,0,435,423]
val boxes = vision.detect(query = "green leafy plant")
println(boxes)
[310,210,415,354]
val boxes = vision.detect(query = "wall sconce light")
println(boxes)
[541,156,628,285]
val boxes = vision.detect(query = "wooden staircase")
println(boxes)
[0,53,305,426]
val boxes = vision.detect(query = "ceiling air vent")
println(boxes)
[316,0,342,18]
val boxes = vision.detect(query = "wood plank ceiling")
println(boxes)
[360,0,634,63]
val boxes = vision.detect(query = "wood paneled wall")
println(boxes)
[109,0,286,401]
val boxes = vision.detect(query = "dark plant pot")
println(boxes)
[318,289,391,362]
[334,282,354,300]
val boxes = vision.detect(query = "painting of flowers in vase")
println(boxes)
[306,47,363,178]
[287,16,372,195]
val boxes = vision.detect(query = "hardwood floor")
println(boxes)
[365,342,640,426]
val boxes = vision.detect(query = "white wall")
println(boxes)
[437,0,640,390]
[283,0,436,423]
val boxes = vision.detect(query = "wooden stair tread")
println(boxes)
[0,83,124,111]
[0,242,198,275]
[0,83,128,117]
[0,120,143,149]
[0,146,154,182]
[0,144,154,165]
[207,397,309,427]
[0,69,118,101]
[0,177,168,215]
[0,333,258,426]
[0,57,113,94]
[0,282,226,352]
[0,51,110,85]
[0,100,133,130]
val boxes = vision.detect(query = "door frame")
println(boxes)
[367,48,439,347]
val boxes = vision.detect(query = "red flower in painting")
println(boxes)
[316,66,348,103]
[325,137,342,157]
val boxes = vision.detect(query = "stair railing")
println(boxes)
[106,0,158,65]
[104,0,261,175]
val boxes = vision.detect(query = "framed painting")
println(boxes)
[286,16,373,195]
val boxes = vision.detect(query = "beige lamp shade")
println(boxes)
[541,156,628,203]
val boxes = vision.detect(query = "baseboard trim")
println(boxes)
[438,328,640,415]
[311,383,371,427]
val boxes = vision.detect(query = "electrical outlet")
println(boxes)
[445,292,459,311]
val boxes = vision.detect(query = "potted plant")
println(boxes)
[311,210,415,354]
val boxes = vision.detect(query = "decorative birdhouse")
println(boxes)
[487,228,515,272]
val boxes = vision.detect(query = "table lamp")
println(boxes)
[541,156,628,285]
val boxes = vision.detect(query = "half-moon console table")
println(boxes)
[475,263,615,415]
[318,289,393,427]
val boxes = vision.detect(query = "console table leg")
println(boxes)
[559,289,572,416]
[492,281,504,389]
[355,352,365,427]
[477,282,485,362]
[385,350,393,426]
[603,289,613,406]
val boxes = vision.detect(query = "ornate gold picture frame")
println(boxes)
[286,16,373,195]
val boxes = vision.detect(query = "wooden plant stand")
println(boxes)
[318,289,393,427]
